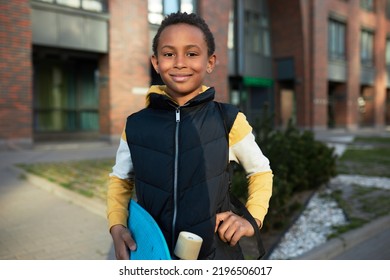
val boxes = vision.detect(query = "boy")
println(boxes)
[107,12,273,260]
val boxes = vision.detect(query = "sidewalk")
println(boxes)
[0,141,117,260]
[0,132,389,260]
[295,214,390,259]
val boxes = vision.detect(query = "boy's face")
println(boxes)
[151,23,216,105]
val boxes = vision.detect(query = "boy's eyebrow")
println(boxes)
[160,44,202,50]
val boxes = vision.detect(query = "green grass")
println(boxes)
[329,135,390,238]
[354,136,390,144]
[337,136,390,177]
[17,158,115,201]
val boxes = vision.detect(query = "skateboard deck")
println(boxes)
[128,200,171,260]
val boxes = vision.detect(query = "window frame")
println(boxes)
[328,18,347,61]
[148,0,197,25]
[33,0,108,13]
[360,28,375,67]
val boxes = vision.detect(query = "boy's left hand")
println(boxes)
[214,211,254,246]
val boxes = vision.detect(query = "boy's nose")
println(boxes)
[174,55,186,68]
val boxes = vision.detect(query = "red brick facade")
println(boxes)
[0,1,33,147]
[269,0,389,131]
[101,0,150,140]
[199,0,231,103]
[1,0,389,147]
[0,0,231,146]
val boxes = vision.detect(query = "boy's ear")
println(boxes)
[207,54,217,74]
[151,55,159,73]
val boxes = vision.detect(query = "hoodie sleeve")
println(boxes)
[229,112,273,226]
[107,128,134,231]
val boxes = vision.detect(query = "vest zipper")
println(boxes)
[172,108,180,249]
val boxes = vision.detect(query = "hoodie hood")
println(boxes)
[145,85,211,107]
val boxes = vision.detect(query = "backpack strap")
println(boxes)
[215,102,239,135]
[215,102,266,260]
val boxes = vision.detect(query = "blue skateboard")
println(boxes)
[128,200,171,260]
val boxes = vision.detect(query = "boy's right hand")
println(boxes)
[110,224,137,260]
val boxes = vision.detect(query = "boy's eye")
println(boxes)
[187,52,198,57]
[163,52,174,57]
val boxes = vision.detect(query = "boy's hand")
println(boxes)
[214,211,255,246]
[110,224,137,260]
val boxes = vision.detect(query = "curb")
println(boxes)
[12,165,107,219]
[294,214,390,259]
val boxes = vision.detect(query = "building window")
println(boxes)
[361,29,374,66]
[228,10,234,50]
[34,0,107,13]
[386,0,390,19]
[244,10,271,57]
[328,19,346,61]
[360,0,374,12]
[33,58,100,133]
[386,38,390,67]
[148,0,197,25]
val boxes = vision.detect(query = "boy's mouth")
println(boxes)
[170,74,192,82]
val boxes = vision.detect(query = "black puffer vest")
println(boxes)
[125,87,242,259]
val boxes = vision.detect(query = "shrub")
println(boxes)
[231,116,338,231]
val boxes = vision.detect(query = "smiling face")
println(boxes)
[151,23,216,106]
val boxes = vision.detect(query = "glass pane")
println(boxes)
[56,0,81,8]
[77,63,99,131]
[360,0,374,11]
[164,0,179,14]
[329,22,336,54]
[80,112,99,130]
[328,19,346,59]
[148,0,163,13]
[387,0,390,18]
[66,110,77,131]
[263,30,271,57]
[386,40,390,65]
[34,63,69,132]
[261,16,268,27]
[34,58,99,132]
[82,0,104,12]
[361,30,374,64]
[228,10,234,49]
[253,32,261,53]
[148,0,163,24]
[78,66,98,108]
[180,0,194,13]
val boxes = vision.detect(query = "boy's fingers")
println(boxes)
[215,212,231,232]
[111,225,137,259]
[116,245,130,260]
[215,212,254,246]
[123,231,137,251]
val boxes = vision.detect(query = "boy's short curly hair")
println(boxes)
[152,12,215,57]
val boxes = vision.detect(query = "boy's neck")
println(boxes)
[162,85,210,106]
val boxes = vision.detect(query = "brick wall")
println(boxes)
[199,0,231,103]
[374,0,387,129]
[310,0,329,130]
[270,0,389,130]
[268,0,310,128]
[0,0,32,147]
[102,0,150,140]
[346,0,361,130]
